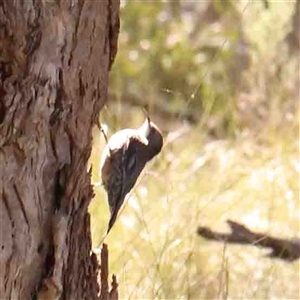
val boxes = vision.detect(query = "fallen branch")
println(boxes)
[197,220,300,262]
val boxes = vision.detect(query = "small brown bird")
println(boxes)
[100,116,163,234]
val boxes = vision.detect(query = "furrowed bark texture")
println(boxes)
[0,0,119,299]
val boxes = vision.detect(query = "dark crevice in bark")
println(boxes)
[24,27,42,75]
[12,183,30,230]
[2,190,13,226]
[67,1,84,68]
[37,242,44,254]
[44,242,55,277]
[107,0,120,70]
[53,170,65,210]
[79,70,85,98]
[49,131,58,161]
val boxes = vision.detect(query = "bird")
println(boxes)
[100,116,163,234]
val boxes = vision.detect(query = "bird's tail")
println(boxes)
[106,209,119,235]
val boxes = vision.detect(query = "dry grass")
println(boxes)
[89,110,299,299]
[89,1,299,298]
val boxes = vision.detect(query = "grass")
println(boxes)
[88,2,299,298]
[89,109,299,299]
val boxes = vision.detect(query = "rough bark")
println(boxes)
[0,0,119,299]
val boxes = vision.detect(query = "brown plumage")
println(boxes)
[100,117,163,234]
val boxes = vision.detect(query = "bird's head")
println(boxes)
[138,116,163,160]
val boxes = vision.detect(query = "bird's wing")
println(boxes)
[106,148,124,214]
[106,133,151,234]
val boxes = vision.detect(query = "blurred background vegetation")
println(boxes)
[89,0,299,299]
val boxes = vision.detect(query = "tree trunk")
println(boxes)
[0,0,119,299]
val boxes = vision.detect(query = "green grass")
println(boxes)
[89,112,299,299]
